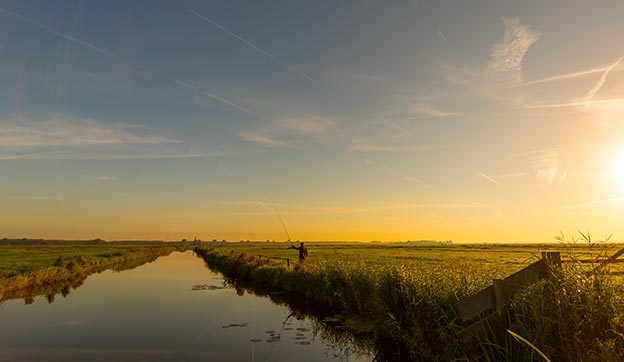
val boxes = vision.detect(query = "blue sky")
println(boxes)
[2,0,624,242]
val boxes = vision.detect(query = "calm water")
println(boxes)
[0,251,370,361]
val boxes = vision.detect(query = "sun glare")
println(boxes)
[612,148,624,192]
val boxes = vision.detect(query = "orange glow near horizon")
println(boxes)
[2,3,624,243]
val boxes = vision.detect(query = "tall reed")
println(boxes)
[195,245,624,361]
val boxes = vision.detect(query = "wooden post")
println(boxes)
[540,252,561,278]
[493,279,508,341]
[456,251,562,345]
[541,251,561,266]
[493,279,505,313]
[287,258,290,267]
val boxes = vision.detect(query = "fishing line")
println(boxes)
[269,195,291,242]
[262,311,294,362]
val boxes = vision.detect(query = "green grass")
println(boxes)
[0,245,158,278]
[195,241,624,361]
[0,244,179,303]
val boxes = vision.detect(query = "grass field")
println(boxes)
[196,241,624,361]
[0,243,179,303]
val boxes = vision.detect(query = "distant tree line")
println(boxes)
[0,238,171,246]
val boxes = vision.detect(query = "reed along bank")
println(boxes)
[0,244,179,303]
[195,244,624,361]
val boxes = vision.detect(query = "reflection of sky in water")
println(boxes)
[0,251,370,361]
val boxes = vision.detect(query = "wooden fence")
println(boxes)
[456,247,624,344]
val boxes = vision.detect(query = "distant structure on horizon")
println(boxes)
[406,240,453,245]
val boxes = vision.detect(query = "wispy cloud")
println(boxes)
[222,200,279,207]
[430,59,478,86]
[0,151,204,161]
[239,116,333,147]
[436,29,446,40]
[238,131,292,148]
[404,176,423,184]
[308,202,487,215]
[363,159,424,185]
[487,17,541,84]
[559,197,624,210]
[0,117,178,147]
[222,199,487,216]
[514,150,571,187]
[3,194,65,201]
[539,197,624,214]
[323,69,397,88]
[412,104,459,118]
[351,144,429,153]
[95,176,116,181]
[490,172,530,179]
[275,116,333,134]
[74,174,117,181]
[190,10,312,81]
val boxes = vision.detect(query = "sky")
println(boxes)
[1,0,624,242]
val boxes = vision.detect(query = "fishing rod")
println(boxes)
[213,159,294,243]
[269,195,291,242]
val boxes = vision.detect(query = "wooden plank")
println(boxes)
[568,258,624,264]
[604,247,624,264]
[456,285,494,323]
[457,259,549,323]
[596,247,624,272]
[457,253,562,345]
[501,259,546,300]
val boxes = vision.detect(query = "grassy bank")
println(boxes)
[0,244,179,303]
[195,243,624,361]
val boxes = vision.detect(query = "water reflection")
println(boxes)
[1,250,173,305]
[0,251,371,362]
[199,259,376,362]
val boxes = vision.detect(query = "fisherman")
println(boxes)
[288,241,308,262]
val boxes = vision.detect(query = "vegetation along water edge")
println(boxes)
[0,242,180,304]
[194,241,624,361]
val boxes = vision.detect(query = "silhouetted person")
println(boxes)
[289,242,308,262]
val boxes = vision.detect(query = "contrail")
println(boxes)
[520,67,607,87]
[525,98,624,109]
[0,6,115,58]
[475,169,505,188]
[583,56,623,110]
[171,79,260,117]
[190,10,313,81]
[0,6,259,117]
[389,121,412,136]
[520,62,624,87]
[216,162,233,177]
